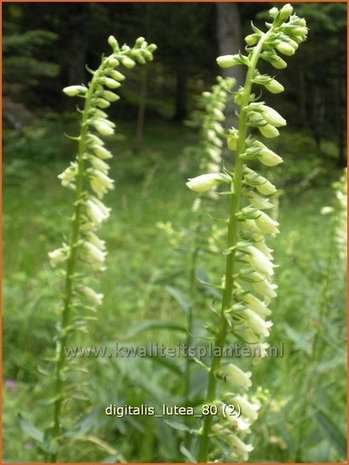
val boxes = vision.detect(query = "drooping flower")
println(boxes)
[233,395,260,422]
[186,173,228,193]
[217,55,239,68]
[58,162,78,188]
[218,364,252,390]
[48,246,69,267]
[228,434,254,461]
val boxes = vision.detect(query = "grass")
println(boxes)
[3,118,346,462]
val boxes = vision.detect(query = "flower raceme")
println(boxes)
[187,4,307,462]
[47,36,156,460]
[52,35,156,290]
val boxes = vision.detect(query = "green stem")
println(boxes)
[295,219,336,461]
[184,220,202,448]
[49,63,106,462]
[197,29,273,462]
[184,238,200,407]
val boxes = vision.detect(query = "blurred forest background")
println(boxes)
[3,2,347,463]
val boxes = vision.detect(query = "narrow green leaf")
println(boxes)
[18,414,44,443]
[314,408,347,457]
[165,285,191,313]
[180,442,198,462]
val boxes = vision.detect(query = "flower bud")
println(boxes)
[93,120,114,137]
[103,90,120,102]
[293,26,308,36]
[142,50,153,62]
[279,3,293,22]
[248,111,264,125]
[88,155,109,173]
[132,51,146,65]
[259,124,280,138]
[120,56,136,69]
[271,56,287,69]
[148,43,157,53]
[276,42,295,56]
[135,36,145,46]
[63,85,86,97]
[186,173,227,193]
[94,109,108,119]
[105,57,119,67]
[292,35,304,45]
[103,78,121,90]
[96,98,111,109]
[88,134,105,146]
[258,147,283,166]
[245,34,259,46]
[227,132,239,151]
[92,144,113,160]
[234,91,243,106]
[269,7,279,18]
[108,35,119,50]
[265,78,284,94]
[256,179,277,196]
[107,69,126,81]
[288,39,299,50]
[217,55,238,69]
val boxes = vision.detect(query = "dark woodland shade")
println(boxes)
[3,2,347,166]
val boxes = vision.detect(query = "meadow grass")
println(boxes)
[3,119,346,462]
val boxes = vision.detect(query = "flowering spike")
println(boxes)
[188,5,307,462]
[47,36,156,460]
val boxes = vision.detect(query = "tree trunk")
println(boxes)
[173,69,188,121]
[134,65,149,155]
[67,30,87,86]
[337,75,346,167]
[311,86,325,151]
[298,69,307,126]
[216,3,243,126]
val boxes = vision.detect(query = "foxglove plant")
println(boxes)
[186,5,307,462]
[184,76,235,407]
[333,169,347,261]
[46,36,156,461]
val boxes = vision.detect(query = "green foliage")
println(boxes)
[2,2,347,462]
[3,25,59,83]
[3,113,77,168]
[3,118,346,462]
